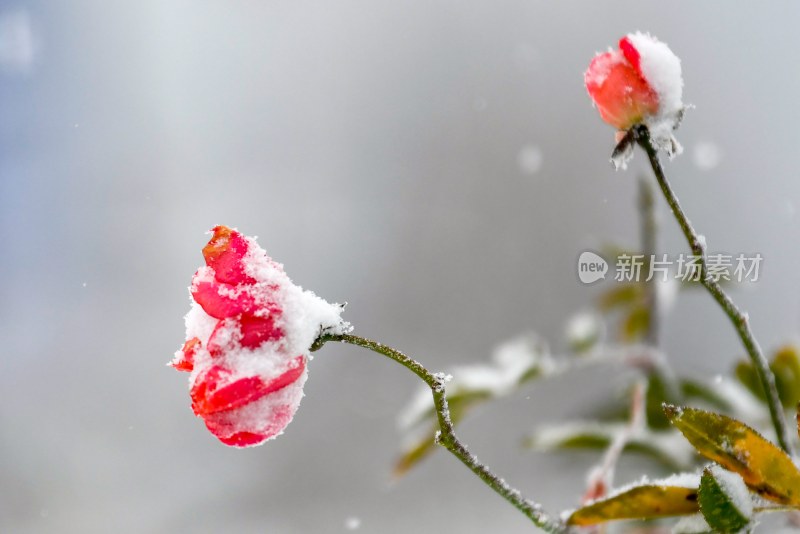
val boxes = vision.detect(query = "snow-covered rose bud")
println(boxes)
[585,32,684,157]
[171,226,350,447]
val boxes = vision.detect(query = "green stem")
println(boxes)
[633,126,794,455]
[312,333,566,533]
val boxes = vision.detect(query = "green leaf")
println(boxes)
[564,312,603,354]
[646,372,680,429]
[664,404,800,505]
[518,366,545,385]
[566,478,700,526]
[402,389,491,430]
[735,360,764,403]
[392,431,436,477]
[681,379,734,412]
[525,421,694,471]
[735,345,800,408]
[621,306,650,342]
[771,346,800,407]
[698,465,753,533]
[393,393,485,476]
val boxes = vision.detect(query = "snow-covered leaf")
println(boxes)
[698,465,753,533]
[681,379,734,413]
[564,311,604,354]
[398,333,553,430]
[566,474,700,526]
[527,421,694,470]
[665,404,800,505]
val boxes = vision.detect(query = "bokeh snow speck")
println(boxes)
[693,141,722,170]
[517,144,543,175]
[344,516,362,530]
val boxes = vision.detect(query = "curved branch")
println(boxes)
[312,333,566,533]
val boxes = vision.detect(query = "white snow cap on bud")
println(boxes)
[625,32,683,118]
[625,32,685,154]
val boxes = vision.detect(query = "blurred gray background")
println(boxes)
[2,1,800,532]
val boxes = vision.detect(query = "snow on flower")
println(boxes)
[171,225,350,447]
[585,32,685,157]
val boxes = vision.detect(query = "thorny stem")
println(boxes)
[633,125,795,455]
[311,333,567,533]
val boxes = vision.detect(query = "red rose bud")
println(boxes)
[172,226,350,447]
[585,32,683,144]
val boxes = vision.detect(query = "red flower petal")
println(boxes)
[239,314,283,349]
[171,337,201,372]
[194,374,268,415]
[191,269,256,319]
[206,320,230,357]
[205,315,283,356]
[216,431,269,447]
[191,357,306,416]
[618,36,643,78]
[203,226,257,285]
[190,365,226,415]
[203,403,295,447]
[584,50,659,130]
[262,356,306,394]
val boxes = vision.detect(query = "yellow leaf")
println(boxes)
[393,394,482,477]
[567,482,699,526]
[392,431,437,478]
[665,404,800,505]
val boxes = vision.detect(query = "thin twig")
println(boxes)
[583,379,647,504]
[312,333,567,533]
[638,176,659,346]
[633,125,794,455]
[582,181,671,502]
